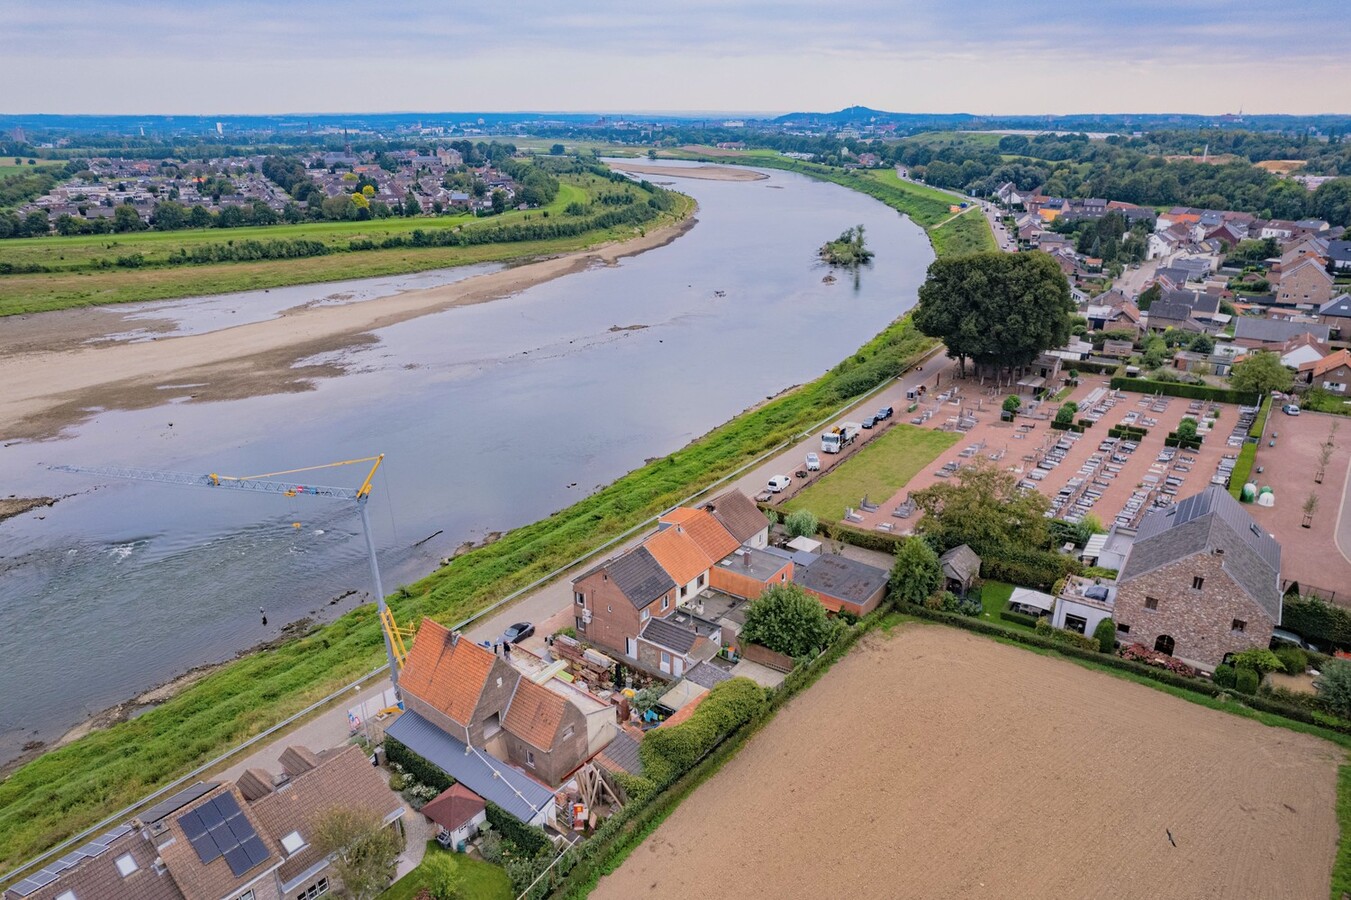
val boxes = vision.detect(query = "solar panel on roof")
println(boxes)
[223,844,253,877]
[103,824,132,841]
[227,815,254,842]
[215,793,242,817]
[241,835,270,867]
[28,871,57,887]
[178,808,207,840]
[190,830,222,864]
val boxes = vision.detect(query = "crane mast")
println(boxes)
[51,454,405,697]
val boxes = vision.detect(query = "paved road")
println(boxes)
[980,201,1017,253]
[1111,256,1161,298]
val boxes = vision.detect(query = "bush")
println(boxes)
[385,736,454,793]
[889,537,943,605]
[484,802,550,856]
[1274,645,1309,676]
[1235,667,1259,694]
[999,607,1039,628]
[1280,594,1351,648]
[638,677,766,784]
[421,851,462,899]
[1316,659,1351,719]
[784,508,819,539]
[1232,647,1283,675]
[1034,617,1100,651]
[1109,376,1258,405]
[1092,618,1117,653]
[1213,663,1237,689]
[740,583,839,658]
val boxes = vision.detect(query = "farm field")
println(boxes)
[593,625,1342,899]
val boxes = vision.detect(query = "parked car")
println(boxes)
[502,622,535,644]
[1283,404,1301,416]
[805,452,821,471]
[876,405,893,421]
[767,475,792,493]
[861,415,877,429]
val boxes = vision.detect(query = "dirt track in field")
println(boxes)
[594,625,1342,900]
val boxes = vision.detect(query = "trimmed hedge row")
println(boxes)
[1110,377,1259,406]
[1163,434,1203,450]
[1228,442,1257,498]
[1108,424,1149,439]
[894,602,1351,735]
[485,801,551,856]
[385,735,454,792]
[1281,595,1351,649]
[1000,608,1040,628]
[638,678,767,784]
[1073,359,1124,375]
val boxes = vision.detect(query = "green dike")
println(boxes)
[0,322,937,865]
[0,176,690,316]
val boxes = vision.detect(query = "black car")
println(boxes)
[502,622,535,644]
[861,415,877,429]
[876,405,893,421]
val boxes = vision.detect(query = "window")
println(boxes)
[641,608,650,621]
[1232,619,1246,633]
[607,605,612,613]
[1192,576,1205,591]
[234,892,256,900]
[1144,596,1159,611]
[57,892,76,900]
[299,879,330,899]
[115,853,139,876]
[1154,634,1175,655]
[562,725,574,740]
[1064,615,1087,635]
[1117,623,1131,634]
[697,573,706,588]
[680,584,688,599]
[483,713,502,739]
[574,592,584,606]
[281,830,305,855]
[526,750,536,768]
[661,596,670,611]
[575,617,586,633]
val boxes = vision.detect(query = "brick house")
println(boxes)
[5,747,402,900]
[1112,487,1281,670]
[1299,349,1351,394]
[395,619,594,788]
[1276,258,1336,309]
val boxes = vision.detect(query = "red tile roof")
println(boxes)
[400,618,496,726]
[659,508,740,563]
[643,526,713,587]
[502,677,567,750]
[420,784,486,832]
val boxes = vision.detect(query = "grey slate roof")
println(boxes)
[595,730,642,776]
[606,546,677,609]
[384,711,554,824]
[640,617,699,655]
[1163,288,1220,315]
[1120,486,1281,623]
[1320,294,1351,318]
[939,544,982,584]
[684,660,733,690]
[793,554,889,606]
[1329,241,1351,263]
[1234,317,1331,344]
[704,489,767,545]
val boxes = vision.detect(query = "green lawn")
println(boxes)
[378,842,512,900]
[929,209,998,255]
[0,162,64,179]
[783,424,959,522]
[977,580,1036,631]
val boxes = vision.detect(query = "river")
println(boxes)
[0,160,933,765]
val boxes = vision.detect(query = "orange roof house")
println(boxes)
[643,525,715,587]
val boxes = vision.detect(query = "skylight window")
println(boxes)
[115,853,139,876]
[281,831,306,855]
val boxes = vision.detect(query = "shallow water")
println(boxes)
[0,160,933,763]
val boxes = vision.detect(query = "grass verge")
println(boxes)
[378,842,511,900]
[781,423,958,522]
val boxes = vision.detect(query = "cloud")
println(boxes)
[3,0,1348,113]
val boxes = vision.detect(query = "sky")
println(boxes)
[6,0,1350,116]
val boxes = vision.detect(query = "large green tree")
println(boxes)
[889,537,943,605]
[912,251,1074,377]
[1230,350,1293,396]
[313,807,404,900]
[739,583,838,659]
[911,462,1051,558]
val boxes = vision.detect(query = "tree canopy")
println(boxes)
[912,251,1074,377]
[739,583,838,659]
[313,807,404,900]
[889,537,943,605]
[1230,350,1293,396]
[911,462,1052,558]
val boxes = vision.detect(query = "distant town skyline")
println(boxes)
[6,0,1350,116]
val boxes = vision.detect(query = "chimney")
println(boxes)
[742,550,751,569]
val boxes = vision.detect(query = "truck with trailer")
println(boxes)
[821,422,860,454]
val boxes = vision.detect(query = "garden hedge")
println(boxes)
[1109,377,1259,406]
[1000,608,1039,628]
[1280,595,1351,649]
[1235,668,1259,695]
[385,735,454,793]
[485,801,551,857]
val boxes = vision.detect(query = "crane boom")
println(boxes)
[50,454,404,698]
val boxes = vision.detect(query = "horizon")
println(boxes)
[5,1,1349,116]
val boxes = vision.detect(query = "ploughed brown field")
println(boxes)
[594,625,1342,900]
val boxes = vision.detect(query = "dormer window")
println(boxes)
[57,893,76,900]
[281,831,306,855]
[115,853,139,876]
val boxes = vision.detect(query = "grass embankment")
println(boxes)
[782,424,958,522]
[0,316,935,871]
[665,150,997,255]
[0,176,689,316]
[0,163,65,179]
[377,843,511,900]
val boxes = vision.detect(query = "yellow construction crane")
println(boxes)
[52,454,409,695]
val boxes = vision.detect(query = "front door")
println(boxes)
[625,637,637,658]
[673,656,685,678]
[660,651,671,674]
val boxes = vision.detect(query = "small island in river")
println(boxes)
[820,224,875,268]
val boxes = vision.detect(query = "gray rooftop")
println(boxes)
[939,544,981,584]
[683,660,734,690]
[384,711,554,824]
[1234,317,1331,344]
[595,730,642,776]
[1329,241,1351,263]
[714,546,789,581]
[793,554,889,606]
[604,546,676,609]
[1120,486,1281,622]
[1320,294,1351,318]
[640,616,700,655]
